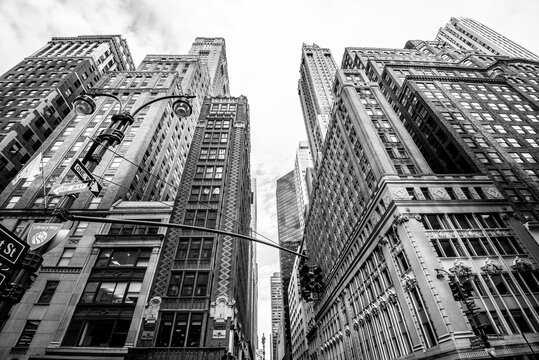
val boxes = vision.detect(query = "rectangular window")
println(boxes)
[156,312,204,347]
[37,281,60,304]
[57,248,75,266]
[15,320,41,348]
[62,318,130,347]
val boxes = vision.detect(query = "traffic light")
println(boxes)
[448,276,464,301]
[313,266,324,293]
[299,264,314,301]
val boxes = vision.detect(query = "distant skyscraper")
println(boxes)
[276,171,303,283]
[0,35,135,191]
[436,17,539,61]
[270,272,283,360]
[294,141,314,226]
[298,43,337,162]
[275,170,302,360]
[189,37,230,96]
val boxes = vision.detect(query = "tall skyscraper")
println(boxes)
[270,272,283,360]
[343,37,539,219]
[132,95,253,359]
[298,44,337,163]
[436,17,539,61]
[0,36,255,360]
[0,35,135,191]
[294,141,314,227]
[275,170,302,360]
[301,61,539,360]
[188,37,230,96]
[299,18,539,360]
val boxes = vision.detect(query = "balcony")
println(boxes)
[126,347,227,360]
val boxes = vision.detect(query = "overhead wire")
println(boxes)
[88,136,281,246]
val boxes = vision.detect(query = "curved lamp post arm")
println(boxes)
[132,94,196,117]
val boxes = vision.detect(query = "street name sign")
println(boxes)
[49,182,88,196]
[70,159,102,197]
[0,224,29,266]
[27,223,63,250]
[71,159,95,183]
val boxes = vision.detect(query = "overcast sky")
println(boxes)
[1,0,538,350]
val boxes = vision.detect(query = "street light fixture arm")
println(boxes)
[131,94,196,117]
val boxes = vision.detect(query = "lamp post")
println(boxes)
[0,91,195,318]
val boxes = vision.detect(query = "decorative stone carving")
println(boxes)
[357,315,365,326]
[453,187,467,200]
[483,187,504,200]
[432,230,456,238]
[431,187,450,200]
[379,296,389,309]
[403,275,418,292]
[511,257,533,273]
[388,290,398,305]
[371,305,380,317]
[481,258,503,275]
[345,325,351,336]
[210,295,235,328]
[364,311,372,321]
[458,229,484,238]
[392,188,410,200]
[353,318,359,330]
[143,296,162,329]
[449,260,473,277]
[394,214,410,225]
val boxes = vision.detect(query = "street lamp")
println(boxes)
[0,91,195,318]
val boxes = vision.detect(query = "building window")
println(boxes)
[80,280,141,304]
[184,210,218,228]
[57,248,75,266]
[94,248,151,268]
[167,271,209,297]
[72,221,89,236]
[37,281,60,304]
[15,320,41,348]
[5,195,21,209]
[156,312,204,347]
[62,318,130,347]
[88,197,102,209]
[176,237,214,260]
[107,220,160,235]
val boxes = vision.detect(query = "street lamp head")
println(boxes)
[172,99,193,118]
[73,94,97,115]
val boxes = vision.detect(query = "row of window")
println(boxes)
[80,280,141,305]
[421,213,505,230]
[167,271,209,297]
[431,236,524,257]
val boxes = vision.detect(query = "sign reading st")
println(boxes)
[0,224,29,266]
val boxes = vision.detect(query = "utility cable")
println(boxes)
[89,136,281,246]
